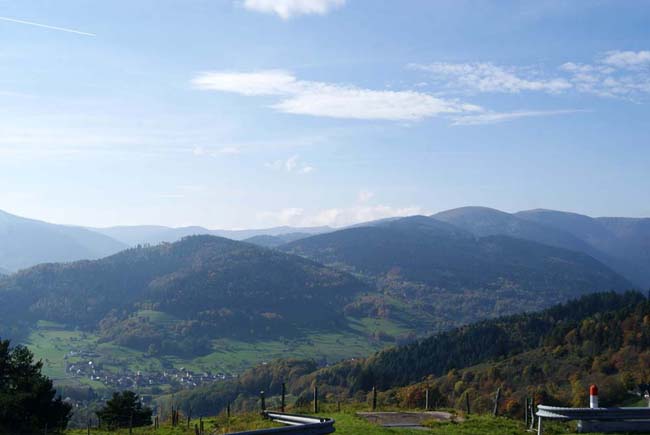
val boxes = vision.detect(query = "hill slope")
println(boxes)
[174,291,650,416]
[244,233,312,248]
[517,209,650,287]
[0,209,127,272]
[433,206,602,258]
[0,235,368,351]
[281,215,631,328]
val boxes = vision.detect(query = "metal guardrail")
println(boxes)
[227,411,335,435]
[536,405,650,434]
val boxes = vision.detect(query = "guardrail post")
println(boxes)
[260,391,266,412]
[530,398,536,430]
[313,386,319,414]
[281,382,286,412]
[372,387,377,411]
[493,387,501,417]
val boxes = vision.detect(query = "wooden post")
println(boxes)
[372,386,377,411]
[227,402,231,418]
[260,390,266,412]
[425,388,430,410]
[129,412,133,435]
[465,391,471,415]
[281,382,286,412]
[200,417,204,434]
[337,401,341,412]
[493,387,501,417]
[194,423,199,435]
[313,386,319,414]
[187,407,192,429]
[87,419,90,435]
[524,397,529,427]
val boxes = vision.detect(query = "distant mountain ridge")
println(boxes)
[89,224,333,246]
[0,209,128,273]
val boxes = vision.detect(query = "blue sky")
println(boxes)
[1,0,649,228]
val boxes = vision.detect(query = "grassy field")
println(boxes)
[65,409,634,435]
[22,314,414,398]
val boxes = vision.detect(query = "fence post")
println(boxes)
[313,386,319,414]
[260,391,266,412]
[129,412,133,435]
[87,419,90,435]
[372,387,377,411]
[200,416,203,434]
[281,382,286,412]
[227,402,231,418]
[425,388,430,410]
[465,391,471,415]
[525,397,529,427]
[337,401,341,412]
[187,407,192,429]
[194,423,199,435]
[493,387,501,417]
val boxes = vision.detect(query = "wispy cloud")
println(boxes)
[452,109,586,126]
[241,0,345,19]
[265,154,314,174]
[258,204,421,227]
[601,50,650,69]
[410,62,572,94]
[193,70,482,121]
[413,50,650,100]
[0,16,95,36]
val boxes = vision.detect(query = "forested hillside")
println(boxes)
[281,216,632,329]
[0,235,367,354]
[517,209,650,287]
[175,292,650,415]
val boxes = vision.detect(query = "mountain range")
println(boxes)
[0,209,128,273]
[1,207,648,290]
[0,212,634,357]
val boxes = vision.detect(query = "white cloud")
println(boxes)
[357,190,374,203]
[193,70,482,121]
[410,62,572,94]
[413,51,650,101]
[192,70,299,95]
[452,109,585,126]
[258,204,422,227]
[601,50,650,69]
[192,145,242,157]
[265,154,313,174]
[241,0,345,19]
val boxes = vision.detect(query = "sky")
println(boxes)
[0,0,649,229]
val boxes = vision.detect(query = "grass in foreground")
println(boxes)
[66,408,646,435]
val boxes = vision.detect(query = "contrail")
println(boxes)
[0,16,95,36]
